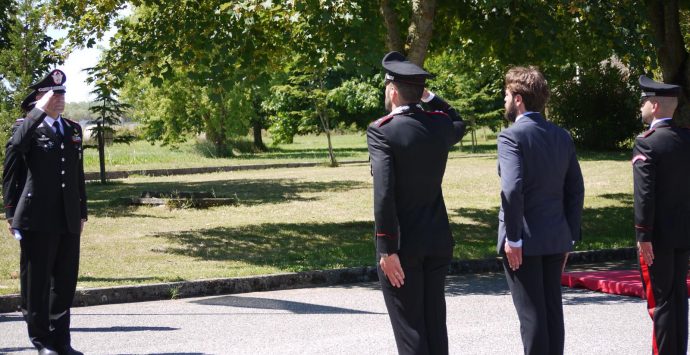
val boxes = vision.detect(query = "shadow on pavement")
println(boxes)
[0,347,34,353]
[0,314,24,323]
[192,295,382,315]
[562,289,644,305]
[445,273,510,296]
[71,326,178,332]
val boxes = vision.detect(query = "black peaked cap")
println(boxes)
[639,75,681,98]
[21,69,67,112]
[382,51,432,86]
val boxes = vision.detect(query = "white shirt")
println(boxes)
[650,117,672,129]
[43,115,64,136]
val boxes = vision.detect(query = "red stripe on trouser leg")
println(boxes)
[639,253,659,355]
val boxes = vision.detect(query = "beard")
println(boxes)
[504,100,518,122]
[384,92,392,112]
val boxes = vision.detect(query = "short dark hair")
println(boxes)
[392,81,424,104]
[505,66,550,112]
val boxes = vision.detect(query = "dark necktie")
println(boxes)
[53,121,63,140]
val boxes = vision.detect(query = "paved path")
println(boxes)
[0,273,657,355]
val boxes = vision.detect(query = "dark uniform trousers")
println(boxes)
[378,254,451,355]
[5,107,88,351]
[639,247,690,355]
[503,253,565,355]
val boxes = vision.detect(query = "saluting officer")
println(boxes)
[4,69,87,355]
[367,51,466,355]
[634,75,690,355]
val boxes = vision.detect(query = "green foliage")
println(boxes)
[549,63,643,150]
[63,101,94,121]
[0,0,64,152]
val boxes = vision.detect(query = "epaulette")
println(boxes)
[63,117,77,127]
[427,111,449,118]
[15,117,24,123]
[638,129,655,138]
[373,114,395,127]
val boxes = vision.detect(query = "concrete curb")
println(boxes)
[83,160,369,181]
[0,247,636,313]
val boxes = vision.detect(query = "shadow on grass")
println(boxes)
[451,202,634,258]
[86,178,368,218]
[192,295,382,314]
[150,221,375,271]
[194,141,370,160]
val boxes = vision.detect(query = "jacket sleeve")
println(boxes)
[367,124,399,254]
[10,107,47,153]
[425,95,466,146]
[76,125,88,220]
[3,124,27,219]
[497,131,524,244]
[633,138,655,242]
[563,141,585,242]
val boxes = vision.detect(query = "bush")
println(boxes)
[549,63,643,150]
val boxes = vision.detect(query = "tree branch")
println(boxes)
[406,0,436,65]
[380,0,404,53]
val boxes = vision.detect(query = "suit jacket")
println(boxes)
[8,107,87,234]
[633,120,690,248]
[367,96,466,256]
[497,113,584,256]
[3,119,27,219]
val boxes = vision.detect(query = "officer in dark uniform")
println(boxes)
[367,51,466,355]
[4,69,87,355]
[633,75,690,355]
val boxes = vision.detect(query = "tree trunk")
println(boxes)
[317,109,337,167]
[380,0,404,53]
[646,0,690,126]
[406,0,436,65]
[252,118,266,151]
[97,122,106,184]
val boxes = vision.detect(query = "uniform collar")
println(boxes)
[43,114,64,131]
[390,104,423,116]
[650,117,672,129]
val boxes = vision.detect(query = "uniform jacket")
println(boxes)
[497,112,584,256]
[3,119,27,219]
[367,96,466,256]
[8,107,87,234]
[633,120,690,248]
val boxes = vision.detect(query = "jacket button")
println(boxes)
[61,170,65,175]
[60,143,64,149]
[61,183,65,188]
[61,158,65,162]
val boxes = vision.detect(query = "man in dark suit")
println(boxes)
[367,51,466,355]
[4,69,87,355]
[497,66,584,355]
[634,75,690,355]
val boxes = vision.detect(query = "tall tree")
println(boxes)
[87,61,130,183]
[380,0,437,65]
[645,0,690,125]
[0,0,63,141]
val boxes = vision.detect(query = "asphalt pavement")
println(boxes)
[0,272,657,355]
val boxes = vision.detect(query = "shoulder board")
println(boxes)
[63,117,77,126]
[373,114,395,127]
[14,118,24,123]
[638,129,656,138]
[427,111,449,118]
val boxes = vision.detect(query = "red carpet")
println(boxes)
[561,270,690,298]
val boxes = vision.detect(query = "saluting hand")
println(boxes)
[35,90,64,118]
[380,253,405,288]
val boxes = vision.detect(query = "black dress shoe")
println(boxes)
[56,346,84,355]
[38,349,59,355]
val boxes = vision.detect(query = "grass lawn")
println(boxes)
[0,131,635,295]
[81,130,492,172]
